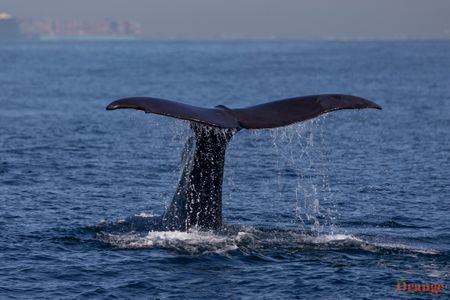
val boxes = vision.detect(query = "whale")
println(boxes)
[106,94,381,231]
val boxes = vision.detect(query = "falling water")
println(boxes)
[268,117,337,233]
[137,115,337,234]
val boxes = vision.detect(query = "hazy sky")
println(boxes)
[1,0,450,39]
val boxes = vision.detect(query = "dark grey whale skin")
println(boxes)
[106,95,381,231]
[161,124,235,230]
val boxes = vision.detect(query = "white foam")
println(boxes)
[134,212,158,218]
[426,270,449,278]
[97,226,440,256]
[310,233,363,243]
[99,229,255,254]
[316,234,439,254]
[369,241,440,255]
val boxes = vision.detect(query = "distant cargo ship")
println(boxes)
[38,35,138,41]
[0,12,140,41]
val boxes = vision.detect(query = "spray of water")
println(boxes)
[139,114,339,234]
[269,117,336,232]
[97,116,438,255]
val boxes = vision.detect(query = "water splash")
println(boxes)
[95,221,440,256]
[140,116,342,234]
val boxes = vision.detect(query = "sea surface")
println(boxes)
[0,40,449,299]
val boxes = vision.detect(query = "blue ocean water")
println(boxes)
[0,41,449,299]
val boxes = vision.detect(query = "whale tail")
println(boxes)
[106,95,381,230]
[106,94,381,130]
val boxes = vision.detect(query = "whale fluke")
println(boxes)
[232,94,381,129]
[106,97,240,128]
[106,94,381,130]
[106,94,381,231]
